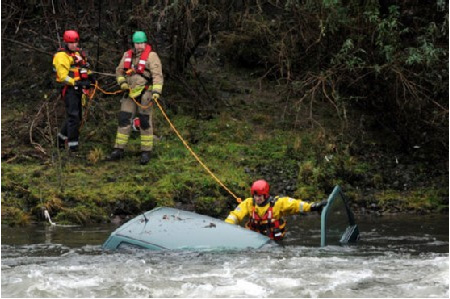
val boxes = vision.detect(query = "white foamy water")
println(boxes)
[1,243,448,297]
[1,215,448,297]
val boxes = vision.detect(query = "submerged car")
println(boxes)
[103,186,359,251]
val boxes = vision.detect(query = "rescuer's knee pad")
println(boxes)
[118,111,132,127]
[138,113,150,130]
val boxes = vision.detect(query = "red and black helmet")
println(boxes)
[250,180,270,199]
[63,30,79,43]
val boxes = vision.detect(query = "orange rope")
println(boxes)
[96,82,153,109]
[94,82,122,95]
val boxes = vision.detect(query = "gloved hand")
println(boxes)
[310,200,327,213]
[120,82,130,90]
[152,92,160,101]
[80,68,89,80]
[75,80,91,89]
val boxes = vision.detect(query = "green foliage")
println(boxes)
[374,188,447,213]
[54,205,108,225]
[331,39,367,70]
[367,6,401,62]
[1,206,31,226]
[296,153,370,197]
[405,21,447,67]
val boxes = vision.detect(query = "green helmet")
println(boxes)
[132,31,147,43]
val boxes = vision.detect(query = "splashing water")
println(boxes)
[2,215,448,297]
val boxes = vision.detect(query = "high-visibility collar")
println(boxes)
[54,47,88,84]
[124,44,152,75]
[57,47,87,67]
[251,199,275,221]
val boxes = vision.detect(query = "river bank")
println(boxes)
[2,67,449,226]
[1,83,448,226]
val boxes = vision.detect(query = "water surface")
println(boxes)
[1,214,448,297]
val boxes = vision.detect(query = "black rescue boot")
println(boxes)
[140,151,150,165]
[107,148,124,161]
[69,145,79,152]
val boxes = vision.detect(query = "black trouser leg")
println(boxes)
[63,88,82,149]
[57,120,68,148]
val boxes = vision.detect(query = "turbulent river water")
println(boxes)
[1,214,448,298]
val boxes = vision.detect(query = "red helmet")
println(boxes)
[251,180,270,198]
[63,30,79,43]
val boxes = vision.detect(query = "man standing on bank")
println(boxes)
[108,31,164,165]
[53,30,94,152]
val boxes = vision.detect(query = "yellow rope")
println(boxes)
[152,96,242,203]
[96,82,153,109]
[89,82,242,203]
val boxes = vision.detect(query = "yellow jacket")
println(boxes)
[53,50,89,86]
[225,196,314,225]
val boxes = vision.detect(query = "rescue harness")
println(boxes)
[55,47,89,81]
[123,44,152,76]
[122,44,154,101]
[54,47,90,97]
[246,196,287,240]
